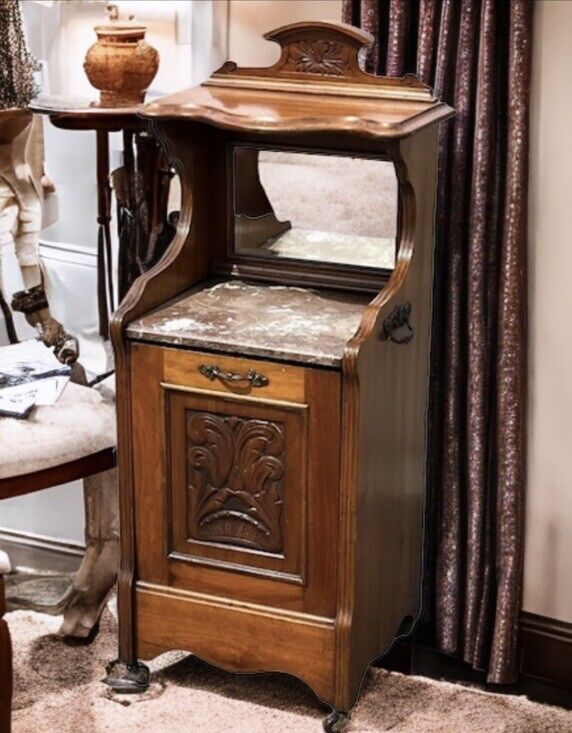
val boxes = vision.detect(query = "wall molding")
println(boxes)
[520,611,572,691]
[39,238,99,269]
[404,611,572,705]
[0,528,85,557]
[1,238,99,267]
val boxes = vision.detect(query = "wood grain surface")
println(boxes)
[111,20,451,713]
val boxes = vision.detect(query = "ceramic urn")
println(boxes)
[84,23,159,107]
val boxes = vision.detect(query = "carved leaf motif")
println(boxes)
[186,411,285,552]
[285,40,347,77]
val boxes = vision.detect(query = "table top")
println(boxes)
[142,83,452,140]
[126,279,371,368]
[29,95,147,131]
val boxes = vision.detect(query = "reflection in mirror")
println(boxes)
[232,147,398,270]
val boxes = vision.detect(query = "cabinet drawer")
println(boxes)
[163,348,306,403]
[130,342,341,616]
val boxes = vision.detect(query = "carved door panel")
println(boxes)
[167,388,307,584]
[131,343,340,616]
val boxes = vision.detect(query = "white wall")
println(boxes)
[228,0,341,64]
[524,0,572,623]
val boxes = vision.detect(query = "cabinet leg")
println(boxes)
[103,659,150,693]
[323,710,348,732]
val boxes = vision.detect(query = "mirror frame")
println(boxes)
[211,139,400,294]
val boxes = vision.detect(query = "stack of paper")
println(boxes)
[0,340,71,419]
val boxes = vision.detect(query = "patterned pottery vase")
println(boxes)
[84,23,159,107]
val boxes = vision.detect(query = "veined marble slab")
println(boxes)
[126,280,371,367]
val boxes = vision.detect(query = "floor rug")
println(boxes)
[7,608,572,733]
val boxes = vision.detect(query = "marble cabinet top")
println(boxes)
[126,280,371,367]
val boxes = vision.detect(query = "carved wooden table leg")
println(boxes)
[57,468,118,638]
[115,129,175,301]
[0,575,12,733]
[96,130,114,339]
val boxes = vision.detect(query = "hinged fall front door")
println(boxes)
[130,343,341,617]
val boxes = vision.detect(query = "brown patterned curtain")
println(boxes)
[342,0,531,683]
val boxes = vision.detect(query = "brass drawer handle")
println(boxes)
[199,364,269,388]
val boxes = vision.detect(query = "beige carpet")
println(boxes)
[7,608,572,733]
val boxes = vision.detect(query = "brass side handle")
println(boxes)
[199,364,269,388]
[382,302,414,345]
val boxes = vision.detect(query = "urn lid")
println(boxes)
[93,23,147,40]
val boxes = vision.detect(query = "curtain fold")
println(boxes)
[342,0,531,683]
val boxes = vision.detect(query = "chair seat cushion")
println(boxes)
[0,381,116,480]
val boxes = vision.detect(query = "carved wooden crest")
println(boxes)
[283,38,348,77]
[206,21,433,100]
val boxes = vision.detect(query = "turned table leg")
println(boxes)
[58,468,119,638]
[0,575,12,733]
[95,129,114,339]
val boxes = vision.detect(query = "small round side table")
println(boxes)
[30,96,174,337]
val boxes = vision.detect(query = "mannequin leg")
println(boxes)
[20,263,41,290]
[0,184,20,342]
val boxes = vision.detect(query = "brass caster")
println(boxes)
[323,710,348,732]
[103,659,150,693]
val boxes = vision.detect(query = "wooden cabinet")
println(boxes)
[108,21,453,726]
[129,344,341,702]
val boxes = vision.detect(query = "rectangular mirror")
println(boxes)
[231,147,398,271]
